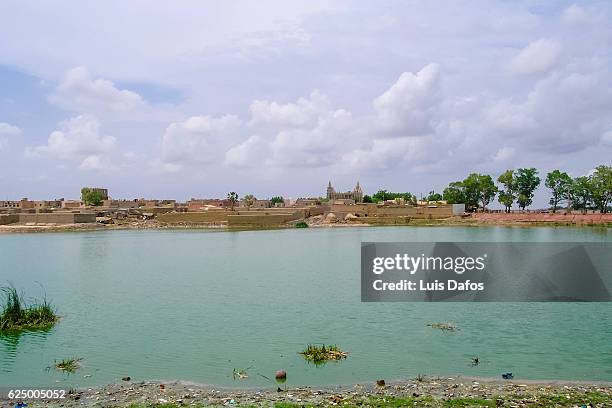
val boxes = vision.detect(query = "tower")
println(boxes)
[353,181,363,203]
[326,181,335,200]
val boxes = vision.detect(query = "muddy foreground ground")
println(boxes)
[4,377,612,407]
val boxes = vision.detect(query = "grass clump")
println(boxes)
[295,221,309,228]
[300,344,347,365]
[0,285,59,334]
[54,357,82,373]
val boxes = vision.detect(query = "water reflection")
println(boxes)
[0,328,52,372]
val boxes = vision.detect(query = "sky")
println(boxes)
[1,1,611,206]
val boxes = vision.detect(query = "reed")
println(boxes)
[0,285,58,333]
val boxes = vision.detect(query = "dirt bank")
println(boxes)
[5,377,612,407]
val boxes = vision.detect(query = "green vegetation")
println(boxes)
[243,194,256,207]
[295,221,308,228]
[591,165,612,213]
[443,173,497,212]
[270,196,284,205]
[80,187,104,206]
[362,194,373,203]
[438,165,611,213]
[545,169,572,213]
[542,165,612,213]
[300,344,347,365]
[53,357,82,373]
[427,322,459,332]
[426,191,443,202]
[125,390,612,408]
[442,397,496,407]
[514,167,540,210]
[497,169,515,213]
[0,286,58,333]
[371,190,416,205]
[227,191,239,211]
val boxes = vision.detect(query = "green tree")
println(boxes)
[372,190,388,203]
[514,168,540,211]
[545,170,573,213]
[443,174,497,212]
[362,195,373,203]
[571,176,592,214]
[426,191,443,202]
[242,194,256,208]
[590,165,612,213]
[463,173,497,211]
[81,188,104,206]
[443,181,466,206]
[227,192,239,211]
[371,190,415,204]
[497,169,515,213]
[270,196,284,205]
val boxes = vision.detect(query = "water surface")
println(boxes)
[1,226,611,388]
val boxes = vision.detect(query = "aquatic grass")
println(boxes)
[54,357,82,373]
[295,221,308,228]
[0,285,59,334]
[299,344,347,365]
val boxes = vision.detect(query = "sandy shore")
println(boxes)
[0,215,610,234]
[5,377,612,407]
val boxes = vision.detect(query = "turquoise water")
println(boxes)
[1,226,611,389]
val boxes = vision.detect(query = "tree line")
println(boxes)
[439,165,611,213]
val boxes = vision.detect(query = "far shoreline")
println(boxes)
[1,217,611,235]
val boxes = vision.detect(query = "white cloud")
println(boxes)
[602,130,612,147]
[511,38,561,76]
[161,115,241,167]
[224,135,265,168]
[372,63,441,137]
[249,91,331,127]
[267,108,353,167]
[0,122,22,136]
[561,4,592,26]
[26,115,116,170]
[49,67,145,114]
[0,122,22,150]
[491,146,516,163]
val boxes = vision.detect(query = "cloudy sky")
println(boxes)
[1,1,611,205]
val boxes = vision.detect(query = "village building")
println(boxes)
[326,181,364,204]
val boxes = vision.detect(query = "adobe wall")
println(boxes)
[0,214,19,225]
[157,207,319,225]
[157,211,230,223]
[329,204,455,219]
[227,212,299,227]
[18,213,96,224]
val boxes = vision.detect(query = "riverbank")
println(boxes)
[6,377,612,407]
[0,213,611,234]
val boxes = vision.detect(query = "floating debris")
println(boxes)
[233,368,249,380]
[471,357,480,366]
[275,369,287,384]
[502,372,514,380]
[427,322,459,332]
[300,344,348,365]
